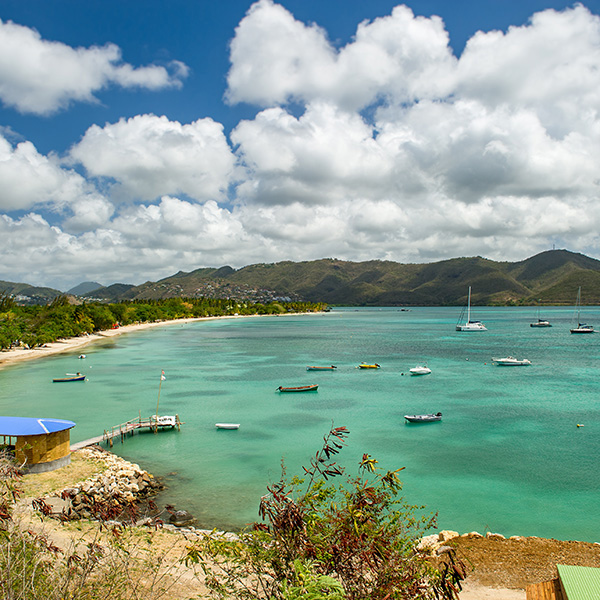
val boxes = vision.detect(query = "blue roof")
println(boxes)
[0,417,75,436]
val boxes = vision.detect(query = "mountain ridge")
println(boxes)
[3,250,600,306]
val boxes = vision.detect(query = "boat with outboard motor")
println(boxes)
[404,412,442,423]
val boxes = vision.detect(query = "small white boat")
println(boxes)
[404,412,442,423]
[492,356,532,366]
[409,365,432,376]
[215,423,240,429]
[456,286,487,331]
[150,415,178,426]
[78,354,86,359]
[530,319,551,328]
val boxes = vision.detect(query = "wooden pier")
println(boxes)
[70,414,182,451]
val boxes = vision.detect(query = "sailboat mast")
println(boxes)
[467,286,471,323]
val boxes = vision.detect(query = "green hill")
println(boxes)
[4,249,600,306]
[97,249,600,306]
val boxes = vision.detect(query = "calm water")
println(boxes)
[1,307,599,542]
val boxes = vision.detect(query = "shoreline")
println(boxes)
[0,312,318,370]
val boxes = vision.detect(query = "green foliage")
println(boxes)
[187,426,466,600]
[0,297,323,350]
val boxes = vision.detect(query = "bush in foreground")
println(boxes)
[187,426,466,599]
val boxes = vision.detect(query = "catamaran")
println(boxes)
[456,286,487,331]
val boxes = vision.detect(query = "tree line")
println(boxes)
[0,294,327,351]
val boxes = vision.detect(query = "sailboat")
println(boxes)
[456,286,487,331]
[570,287,594,334]
[530,304,551,327]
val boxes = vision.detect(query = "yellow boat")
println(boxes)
[357,363,381,369]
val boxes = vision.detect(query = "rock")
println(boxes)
[436,545,455,555]
[438,530,459,542]
[416,534,440,552]
[463,531,484,539]
[486,532,506,540]
[168,510,196,527]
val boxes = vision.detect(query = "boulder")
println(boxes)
[438,530,459,542]
[168,510,196,527]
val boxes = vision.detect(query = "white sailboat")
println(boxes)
[530,305,551,328]
[570,287,594,334]
[456,286,487,331]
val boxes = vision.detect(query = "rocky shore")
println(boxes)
[38,447,236,536]
[39,447,165,522]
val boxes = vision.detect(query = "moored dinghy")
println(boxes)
[357,363,381,369]
[215,423,240,430]
[404,412,442,423]
[306,365,337,371]
[53,373,86,382]
[277,384,319,392]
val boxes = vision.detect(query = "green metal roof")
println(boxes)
[557,564,600,600]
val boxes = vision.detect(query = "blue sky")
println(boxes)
[1,0,599,289]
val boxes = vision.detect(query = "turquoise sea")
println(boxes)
[1,307,599,542]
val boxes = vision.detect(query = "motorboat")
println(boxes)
[150,415,178,426]
[492,356,532,366]
[306,365,337,371]
[215,423,240,430]
[409,365,432,376]
[456,286,487,331]
[277,384,319,392]
[357,363,381,369]
[404,412,442,423]
[52,373,86,382]
[570,288,594,333]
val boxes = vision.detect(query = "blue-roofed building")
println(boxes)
[0,416,75,473]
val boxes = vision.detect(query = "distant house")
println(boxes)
[0,416,75,473]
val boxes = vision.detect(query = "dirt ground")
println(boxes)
[450,534,600,598]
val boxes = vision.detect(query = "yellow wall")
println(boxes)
[15,429,71,465]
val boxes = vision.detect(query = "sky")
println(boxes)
[1,0,600,290]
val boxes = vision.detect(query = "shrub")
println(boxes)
[187,425,466,599]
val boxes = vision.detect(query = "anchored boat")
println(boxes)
[404,412,442,423]
[492,356,532,366]
[52,373,86,382]
[277,384,319,392]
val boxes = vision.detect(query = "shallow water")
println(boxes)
[1,307,599,541]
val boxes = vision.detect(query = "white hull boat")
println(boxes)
[215,423,240,429]
[492,356,531,366]
[570,287,594,334]
[404,412,442,423]
[456,287,487,331]
[409,366,432,375]
[530,319,551,328]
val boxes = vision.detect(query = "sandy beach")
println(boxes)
[0,313,297,370]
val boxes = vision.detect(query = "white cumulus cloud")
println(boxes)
[0,19,188,115]
[69,114,236,202]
